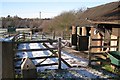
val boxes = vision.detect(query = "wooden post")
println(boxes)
[52,31,55,40]
[82,27,86,36]
[58,38,61,69]
[23,33,25,41]
[0,42,14,79]
[77,27,81,36]
[62,31,64,40]
[0,42,2,79]
[88,36,92,66]
[118,36,120,51]
[71,26,77,50]
[30,31,32,40]
[42,32,44,39]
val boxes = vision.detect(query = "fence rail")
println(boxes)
[15,39,57,44]
[14,56,58,61]
[15,63,58,69]
[91,39,118,41]
[90,46,119,48]
[16,48,57,52]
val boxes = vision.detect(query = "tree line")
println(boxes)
[1,8,86,35]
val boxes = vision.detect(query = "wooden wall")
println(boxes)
[112,28,120,37]
[112,28,120,51]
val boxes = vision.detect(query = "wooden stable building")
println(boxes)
[89,21,120,51]
[70,1,120,66]
[74,1,120,52]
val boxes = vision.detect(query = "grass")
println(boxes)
[102,63,120,75]
[95,62,120,76]
[102,64,115,72]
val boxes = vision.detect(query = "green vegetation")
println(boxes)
[103,65,120,74]
[102,64,115,72]
[91,62,120,76]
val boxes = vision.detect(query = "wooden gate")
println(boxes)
[14,38,62,76]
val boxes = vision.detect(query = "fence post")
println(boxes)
[0,42,2,79]
[30,31,32,40]
[58,38,61,69]
[62,31,64,40]
[0,42,14,79]
[118,36,120,51]
[88,36,92,66]
[52,31,55,40]
[23,33,25,41]
[71,26,77,50]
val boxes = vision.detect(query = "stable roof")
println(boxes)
[78,1,120,26]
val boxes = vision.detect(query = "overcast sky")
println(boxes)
[0,0,119,18]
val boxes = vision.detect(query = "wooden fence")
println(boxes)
[14,38,62,69]
[0,38,63,79]
[88,37,119,66]
[46,31,71,40]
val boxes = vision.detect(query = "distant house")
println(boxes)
[77,1,120,52]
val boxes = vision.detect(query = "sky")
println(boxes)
[0,0,119,18]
